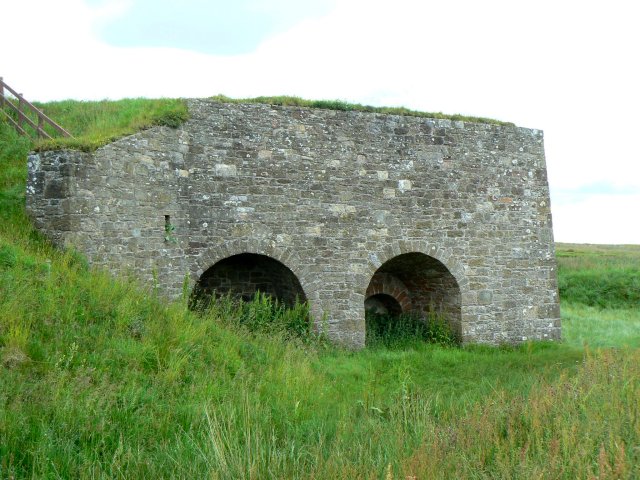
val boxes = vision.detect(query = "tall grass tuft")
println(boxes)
[193,291,321,344]
[366,311,457,348]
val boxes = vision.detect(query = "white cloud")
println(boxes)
[89,0,134,26]
[552,194,640,244]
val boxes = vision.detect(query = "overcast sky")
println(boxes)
[2,0,639,244]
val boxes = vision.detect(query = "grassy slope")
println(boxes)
[1,102,639,478]
[31,98,188,152]
[556,243,640,348]
[557,243,640,309]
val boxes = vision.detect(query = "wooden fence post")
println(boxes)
[38,114,45,138]
[18,93,25,130]
[0,78,72,139]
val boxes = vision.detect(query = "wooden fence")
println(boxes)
[0,77,72,139]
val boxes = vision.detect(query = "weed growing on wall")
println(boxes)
[164,221,177,243]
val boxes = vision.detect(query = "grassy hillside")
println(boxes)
[556,243,640,349]
[556,243,640,308]
[1,103,640,479]
[31,98,188,152]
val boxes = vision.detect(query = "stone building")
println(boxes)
[26,99,561,348]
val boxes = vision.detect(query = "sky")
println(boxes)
[2,0,639,244]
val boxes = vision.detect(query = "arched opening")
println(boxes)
[365,252,462,342]
[191,253,307,309]
[365,293,402,316]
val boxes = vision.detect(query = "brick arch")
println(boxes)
[189,238,320,314]
[365,272,412,313]
[362,240,468,338]
[362,239,468,296]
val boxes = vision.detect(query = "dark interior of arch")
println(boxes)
[191,253,307,309]
[365,293,402,316]
[366,252,462,336]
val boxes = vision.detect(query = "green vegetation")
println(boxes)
[210,94,515,126]
[556,243,640,351]
[1,109,640,478]
[561,304,640,348]
[192,291,318,344]
[557,243,640,309]
[365,311,458,347]
[9,98,189,152]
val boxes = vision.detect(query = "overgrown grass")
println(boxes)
[561,303,640,349]
[210,94,515,126]
[23,98,188,152]
[557,243,640,309]
[192,291,321,345]
[556,244,640,350]
[365,311,457,348]
[1,120,639,478]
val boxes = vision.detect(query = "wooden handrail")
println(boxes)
[0,77,73,139]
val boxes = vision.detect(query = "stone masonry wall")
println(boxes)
[26,99,561,348]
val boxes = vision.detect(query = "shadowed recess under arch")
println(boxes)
[365,252,462,336]
[191,253,307,309]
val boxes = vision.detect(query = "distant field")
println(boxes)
[557,242,640,269]
[555,243,640,352]
[1,108,639,479]
[556,242,640,310]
